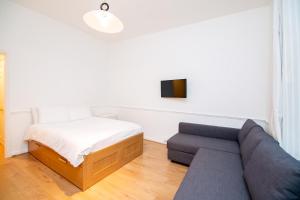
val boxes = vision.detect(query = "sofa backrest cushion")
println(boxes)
[244,141,300,200]
[240,126,278,167]
[178,122,239,141]
[238,119,261,145]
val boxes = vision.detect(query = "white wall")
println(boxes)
[105,6,272,143]
[0,1,273,155]
[0,0,108,156]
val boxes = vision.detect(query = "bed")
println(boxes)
[25,107,143,191]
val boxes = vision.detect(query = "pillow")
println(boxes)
[69,106,91,121]
[244,141,300,200]
[238,119,261,145]
[37,106,70,124]
[240,126,278,167]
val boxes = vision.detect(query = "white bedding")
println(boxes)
[25,117,142,167]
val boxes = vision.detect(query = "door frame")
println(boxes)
[0,52,6,159]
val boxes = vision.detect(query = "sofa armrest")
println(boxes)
[179,122,239,141]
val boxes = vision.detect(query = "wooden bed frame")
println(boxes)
[28,133,143,191]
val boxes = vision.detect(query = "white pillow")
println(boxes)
[38,106,70,124]
[69,106,91,121]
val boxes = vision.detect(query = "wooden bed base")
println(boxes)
[28,133,143,191]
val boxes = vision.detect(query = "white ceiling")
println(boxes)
[11,0,271,41]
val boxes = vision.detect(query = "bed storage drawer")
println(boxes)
[29,140,84,189]
[28,133,143,191]
[84,133,144,189]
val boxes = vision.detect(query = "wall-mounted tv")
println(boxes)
[161,79,187,98]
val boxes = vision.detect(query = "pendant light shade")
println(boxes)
[83,2,123,34]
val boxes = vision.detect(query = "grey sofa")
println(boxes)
[167,120,300,200]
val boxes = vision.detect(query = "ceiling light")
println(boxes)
[83,1,123,34]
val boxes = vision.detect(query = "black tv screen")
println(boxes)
[161,79,187,98]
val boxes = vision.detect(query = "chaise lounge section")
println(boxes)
[167,120,300,200]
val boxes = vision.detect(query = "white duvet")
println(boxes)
[25,117,142,167]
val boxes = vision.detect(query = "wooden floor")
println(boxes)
[0,140,187,200]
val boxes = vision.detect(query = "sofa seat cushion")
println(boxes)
[244,141,300,200]
[167,133,240,155]
[174,148,250,200]
[168,149,194,166]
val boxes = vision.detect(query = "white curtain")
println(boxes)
[271,0,300,160]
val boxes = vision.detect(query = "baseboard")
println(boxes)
[6,147,28,158]
[144,136,167,145]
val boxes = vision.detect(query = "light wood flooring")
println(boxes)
[0,140,187,200]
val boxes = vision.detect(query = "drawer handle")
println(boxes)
[58,157,67,164]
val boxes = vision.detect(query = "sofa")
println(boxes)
[167,120,300,200]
